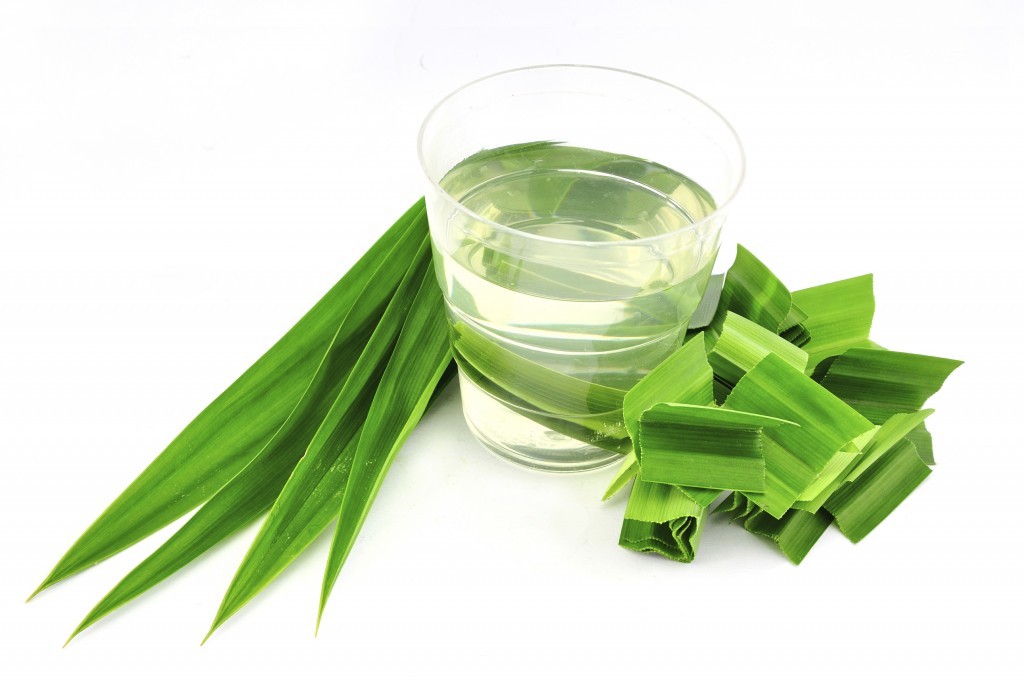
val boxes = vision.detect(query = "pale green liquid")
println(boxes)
[433,142,718,471]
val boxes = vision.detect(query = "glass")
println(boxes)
[418,65,745,472]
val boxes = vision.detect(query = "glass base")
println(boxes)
[457,370,624,473]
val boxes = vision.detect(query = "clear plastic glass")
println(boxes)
[418,65,745,473]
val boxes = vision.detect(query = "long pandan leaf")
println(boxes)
[68,245,433,643]
[637,404,795,492]
[67,225,431,643]
[202,240,437,641]
[619,480,707,563]
[450,320,628,438]
[791,274,875,370]
[34,200,428,598]
[723,354,874,519]
[603,335,714,501]
[318,270,453,628]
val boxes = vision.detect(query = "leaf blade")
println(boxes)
[203,238,436,639]
[34,200,429,597]
[67,224,433,640]
[792,274,875,370]
[318,268,453,625]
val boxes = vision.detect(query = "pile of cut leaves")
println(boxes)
[606,245,960,564]
[30,200,960,644]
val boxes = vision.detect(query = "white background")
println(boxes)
[2,1,1021,677]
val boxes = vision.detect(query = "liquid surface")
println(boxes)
[431,142,719,470]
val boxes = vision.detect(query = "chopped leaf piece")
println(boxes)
[781,302,809,333]
[848,410,934,481]
[715,490,759,521]
[791,410,936,514]
[603,335,715,501]
[679,486,723,507]
[687,274,724,329]
[619,480,707,563]
[622,334,715,442]
[724,354,875,518]
[813,348,962,424]
[792,275,875,370]
[718,494,832,565]
[710,245,801,335]
[637,404,795,492]
[907,423,935,465]
[825,439,931,543]
[708,311,809,386]
[729,499,831,561]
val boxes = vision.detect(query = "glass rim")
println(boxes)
[416,64,746,247]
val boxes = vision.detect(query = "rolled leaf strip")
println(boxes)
[718,494,832,565]
[619,480,707,563]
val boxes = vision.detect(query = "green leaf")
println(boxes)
[602,452,638,502]
[813,348,963,424]
[718,494,832,565]
[906,423,935,466]
[710,245,805,337]
[708,311,809,386]
[791,275,875,370]
[679,486,723,508]
[687,274,724,329]
[723,354,875,519]
[825,438,931,543]
[603,334,714,501]
[68,230,435,642]
[202,238,436,641]
[622,334,715,443]
[619,480,707,563]
[453,356,631,455]
[34,200,428,598]
[450,321,628,440]
[319,269,453,626]
[847,410,934,481]
[637,404,795,492]
[792,410,932,514]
